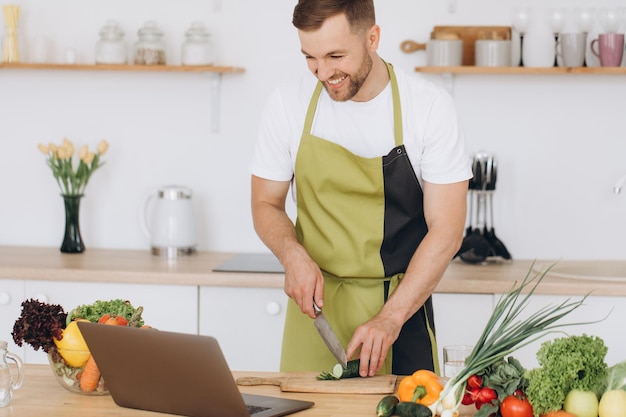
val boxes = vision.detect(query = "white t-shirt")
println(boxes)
[250,65,472,189]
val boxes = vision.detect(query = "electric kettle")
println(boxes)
[141,185,196,258]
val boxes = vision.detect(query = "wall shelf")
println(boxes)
[414,66,626,75]
[0,62,245,73]
[0,62,246,132]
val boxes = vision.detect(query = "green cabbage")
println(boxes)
[605,360,626,391]
[66,299,144,327]
[526,334,608,416]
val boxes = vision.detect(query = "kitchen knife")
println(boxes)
[313,302,348,368]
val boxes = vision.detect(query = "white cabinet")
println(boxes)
[505,294,626,369]
[199,286,287,372]
[432,293,494,372]
[22,280,198,364]
[0,280,25,357]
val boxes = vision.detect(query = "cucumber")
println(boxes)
[395,401,432,417]
[376,395,399,417]
[339,359,361,379]
[317,359,361,380]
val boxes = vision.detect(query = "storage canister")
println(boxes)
[181,21,214,66]
[95,20,127,64]
[134,20,166,65]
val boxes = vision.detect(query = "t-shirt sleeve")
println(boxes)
[420,89,473,184]
[249,89,296,182]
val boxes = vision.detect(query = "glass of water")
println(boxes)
[443,345,473,378]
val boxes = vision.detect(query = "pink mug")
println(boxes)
[590,33,624,67]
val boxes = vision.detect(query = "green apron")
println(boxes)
[280,63,439,375]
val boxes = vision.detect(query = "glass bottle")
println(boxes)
[134,20,166,65]
[181,22,214,66]
[95,20,127,65]
[1,340,23,408]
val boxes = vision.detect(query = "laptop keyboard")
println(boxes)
[247,405,271,415]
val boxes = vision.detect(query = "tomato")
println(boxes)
[501,392,533,417]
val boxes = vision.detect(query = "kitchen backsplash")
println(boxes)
[1,0,625,260]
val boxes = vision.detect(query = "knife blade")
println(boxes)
[313,302,347,368]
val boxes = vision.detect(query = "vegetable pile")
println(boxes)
[12,298,145,394]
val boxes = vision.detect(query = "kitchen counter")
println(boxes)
[0,246,625,296]
[0,365,474,417]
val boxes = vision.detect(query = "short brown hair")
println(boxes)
[292,0,375,33]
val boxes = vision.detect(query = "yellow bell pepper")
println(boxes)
[397,369,443,405]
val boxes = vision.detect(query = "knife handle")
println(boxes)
[236,377,283,387]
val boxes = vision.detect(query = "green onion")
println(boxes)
[434,262,605,415]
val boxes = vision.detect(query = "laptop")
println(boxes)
[77,322,314,417]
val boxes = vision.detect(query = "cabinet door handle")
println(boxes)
[0,291,10,305]
[265,301,282,316]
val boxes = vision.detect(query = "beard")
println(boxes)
[323,52,373,102]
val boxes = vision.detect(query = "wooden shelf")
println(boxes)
[414,66,626,75]
[0,62,245,73]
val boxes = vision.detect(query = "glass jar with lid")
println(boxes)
[134,20,166,65]
[181,22,214,66]
[95,20,127,65]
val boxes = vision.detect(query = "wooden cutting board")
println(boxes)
[236,373,398,394]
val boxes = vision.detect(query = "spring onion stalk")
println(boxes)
[432,262,602,415]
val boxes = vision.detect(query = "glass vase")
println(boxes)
[60,194,85,253]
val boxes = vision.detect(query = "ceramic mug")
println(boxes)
[591,33,624,67]
[426,39,463,67]
[555,32,587,67]
[475,40,511,67]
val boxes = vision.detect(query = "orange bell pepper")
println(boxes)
[397,369,443,405]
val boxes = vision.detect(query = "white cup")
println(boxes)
[427,39,463,67]
[556,32,587,67]
[443,345,473,378]
[475,40,512,67]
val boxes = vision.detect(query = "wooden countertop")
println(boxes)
[0,365,474,417]
[1,246,625,296]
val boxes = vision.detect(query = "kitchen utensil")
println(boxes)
[2,4,21,63]
[236,373,397,394]
[457,154,490,263]
[141,185,197,258]
[483,157,512,260]
[555,33,587,67]
[313,303,347,368]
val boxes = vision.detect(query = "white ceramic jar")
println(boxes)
[95,20,127,65]
[181,22,214,66]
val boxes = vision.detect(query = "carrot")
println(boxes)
[79,316,125,393]
[79,355,101,393]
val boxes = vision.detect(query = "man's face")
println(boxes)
[298,13,376,102]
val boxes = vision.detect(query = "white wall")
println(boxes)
[1,0,625,260]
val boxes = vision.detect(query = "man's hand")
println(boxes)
[282,249,325,318]
[345,313,403,377]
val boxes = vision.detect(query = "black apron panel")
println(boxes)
[380,145,428,276]
[384,281,436,374]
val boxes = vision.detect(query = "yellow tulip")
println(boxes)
[82,152,95,165]
[37,143,49,154]
[97,139,109,155]
[48,143,58,152]
[78,145,88,160]
[57,147,70,160]
[62,137,73,148]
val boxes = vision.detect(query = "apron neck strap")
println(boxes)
[303,61,404,148]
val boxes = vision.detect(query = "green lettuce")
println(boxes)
[66,299,144,327]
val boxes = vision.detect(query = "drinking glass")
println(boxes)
[575,8,595,66]
[599,7,623,33]
[443,345,473,378]
[512,7,530,66]
[548,8,568,67]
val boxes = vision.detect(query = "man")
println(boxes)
[250,0,471,377]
